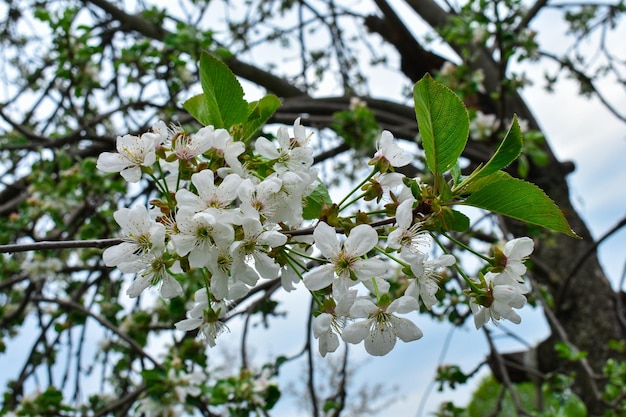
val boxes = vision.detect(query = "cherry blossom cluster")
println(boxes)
[96,119,534,357]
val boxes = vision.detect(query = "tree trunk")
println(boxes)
[367,2,626,414]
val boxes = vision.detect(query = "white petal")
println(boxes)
[341,320,370,344]
[433,254,456,267]
[175,318,203,331]
[395,198,415,230]
[160,276,183,299]
[232,261,260,286]
[504,237,534,259]
[96,152,130,172]
[303,265,334,291]
[103,242,139,266]
[348,298,378,318]
[388,295,419,314]
[218,174,243,203]
[319,332,340,357]
[343,224,378,257]
[191,169,215,194]
[312,313,333,337]
[365,322,396,356]
[120,166,142,182]
[334,288,358,316]
[258,230,287,247]
[390,316,423,342]
[255,137,280,159]
[253,252,280,278]
[352,258,386,280]
[419,279,439,309]
[313,222,340,258]
[126,275,151,298]
[472,305,489,329]
[171,234,198,257]
[210,272,229,300]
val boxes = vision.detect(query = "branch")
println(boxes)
[539,50,626,123]
[0,238,123,253]
[557,213,626,305]
[83,0,306,98]
[483,328,530,416]
[33,296,163,370]
[534,289,602,401]
[515,0,549,34]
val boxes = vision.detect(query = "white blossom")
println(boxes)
[169,125,213,161]
[469,272,529,329]
[371,130,412,168]
[303,222,386,293]
[176,170,242,215]
[209,128,245,170]
[342,296,422,356]
[96,124,163,182]
[123,252,183,299]
[170,209,234,268]
[402,252,456,309]
[230,217,287,280]
[255,117,314,173]
[312,289,357,357]
[168,368,205,402]
[387,198,429,253]
[103,206,165,268]
[313,313,340,357]
[496,236,534,282]
[175,288,228,347]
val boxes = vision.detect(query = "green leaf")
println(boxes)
[239,94,282,142]
[464,171,579,237]
[473,115,523,179]
[443,208,470,232]
[183,93,211,126]
[413,74,469,174]
[196,52,249,128]
[303,181,333,220]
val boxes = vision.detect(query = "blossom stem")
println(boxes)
[430,233,482,292]
[337,167,377,209]
[284,254,324,307]
[440,231,492,263]
[371,277,381,303]
[148,171,173,207]
[284,246,327,264]
[339,192,369,212]
[373,245,409,268]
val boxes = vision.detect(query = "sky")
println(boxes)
[1,1,626,416]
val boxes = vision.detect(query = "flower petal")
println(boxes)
[344,224,378,257]
[388,295,419,314]
[365,322,396,356]
[313,222,340,259]
[341,320,370,344]
[391,316,423,342]
[349,298,378,318]
[303,264,334,291]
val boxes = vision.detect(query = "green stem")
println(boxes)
[441,231,493,263]
[337,167,377,208]
[339,192,369,212]
[284,252,325,307]
[371,277,381,303]
[431,233,482,292]
[373,246,409,268]
[284,246,327,264]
